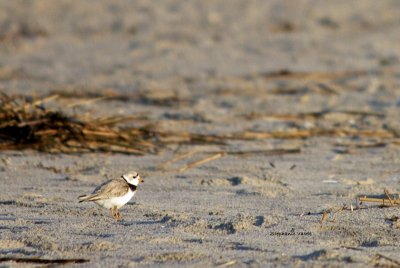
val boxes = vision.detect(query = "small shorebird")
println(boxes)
[78,171,143,220]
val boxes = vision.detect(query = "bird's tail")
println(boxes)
[78,195,91,203]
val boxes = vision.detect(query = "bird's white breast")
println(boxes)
[95,190,135,209]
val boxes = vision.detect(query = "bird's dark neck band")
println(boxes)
[128,184,137,191]
[122,176,137,191]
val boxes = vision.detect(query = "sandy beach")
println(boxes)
[1,1,400,267]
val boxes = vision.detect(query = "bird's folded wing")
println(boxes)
[89,179,129,200]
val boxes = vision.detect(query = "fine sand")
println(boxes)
[1,1,400,267]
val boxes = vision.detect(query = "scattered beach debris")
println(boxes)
[358,190,400,207]
[386,215,400,229]
[343,178,374,186]
[369,253,400,267]
[158,149,199,169]
[269,161,275,168]
[319,206,347,225]
[216,260,237,267]
[350,190,397,210]
[322,179,338,184]
[229,128,394,140]
[0,257,89,264]
[178,153,224,172]
[160,148,301,171]
[243,109,385,121]
[48,88,193,107]
[316,189,400,229]
[318,189,400,226]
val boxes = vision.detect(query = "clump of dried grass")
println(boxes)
[0,92,158,154]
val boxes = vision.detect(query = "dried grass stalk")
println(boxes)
[178,153,225,172]
[358,197,400,207]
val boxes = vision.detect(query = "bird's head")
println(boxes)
[122,171,143,186]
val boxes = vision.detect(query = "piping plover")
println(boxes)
[78,171,143,220]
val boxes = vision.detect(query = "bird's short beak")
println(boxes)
[139,177,144,183]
